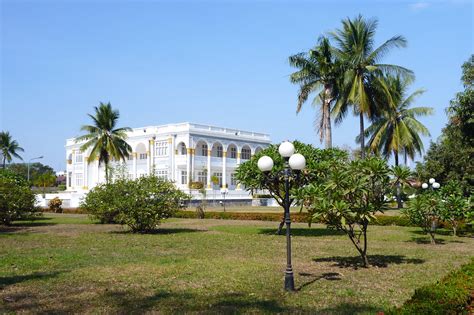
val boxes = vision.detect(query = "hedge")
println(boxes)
[390,258,474,314]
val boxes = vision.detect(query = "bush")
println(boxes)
[0,169,40,225]
[48,197,63,213]
[57,184,66,191]
[403,193,441,244]
[189,181,204,190]
[391,258,474,314]
[81,175,190,232]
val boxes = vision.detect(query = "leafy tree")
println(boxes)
[33,172,56,195]
[0,169,39,225]
[76,102,132,184]
[236,141,347,232]
[418,55,473,196]
[391,165,413,209]
[7,162,55,183]
[300,157,390,267]
[438,181,471,236]
[403,193,441,244]
[330,15,413,158]
[0,131,24,168]
[81,175,189,232]
[289,36,342,148]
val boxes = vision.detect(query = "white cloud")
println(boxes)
[410,1,431,10]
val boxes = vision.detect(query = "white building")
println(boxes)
[59,122,270,206]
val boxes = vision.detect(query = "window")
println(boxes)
[212,172,222,187]
[68,172,72,187]
[197,171,207,186]
[230,147,237,159]
[231,173,238,186]
[75,173,83,187]
[127,154,134,161]
[241,148,251,160]
[75,151,83,163]
[216,145,223,158]
[201,144,208,156]
[139,153,147,160]
[181,170,187,185]
[155,169,168,180]
[180,145,187,155]
[155,141,168,157]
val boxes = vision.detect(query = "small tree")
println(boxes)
[439,181,470,236]
[33,172,56,195]
[301,157,390,267]
[48,197,63,213]
[0,169,39,225]
[403,193,441,244]
[236,141,347,233]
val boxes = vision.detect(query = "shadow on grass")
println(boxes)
[297,272,342,291]
[258,227,344,237]
[318,303,384,315]
[0,271,63,288]
[408,237,447,245]
[411,229,453,236]
[11,217,57,227]
[110,228,205,235]
[313,255,425,269]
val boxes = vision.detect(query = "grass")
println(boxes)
[1,214,473,314]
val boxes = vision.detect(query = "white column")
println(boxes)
[169,137,174,181]
[236,151,242,190]
[83,155,88,190]
[191,149,195,183]
[222,150,227,188]
[133,152,137,179]
[186,148,191,186]
[207,149,211,189]
[148,139,154,174]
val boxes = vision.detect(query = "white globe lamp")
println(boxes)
[422,183,428,189]
[289,153,306,170]
[257,156,274,172]
[432,182,440,189]
[429,178,435,184]
[279,141,295,158]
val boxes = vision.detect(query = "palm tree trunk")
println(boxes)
[404,150,408,165]
[359,113,365,159]
[324,86,333,149]
[394,152,403,209]
[2,157,5,169]
[105,161,109,184]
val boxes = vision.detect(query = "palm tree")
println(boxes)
[361,76,433,208]
[76,102,132,184]
[0,131,24,168]
[391,165,413,209]
[289,36,341,148]
[330,14,414,158]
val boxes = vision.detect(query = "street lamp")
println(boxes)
[220,188,228,212]
[257,141,306,292]
[422,178,440,191]
[27,156,44,182]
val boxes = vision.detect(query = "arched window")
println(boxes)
[228,144,237,159]
[241,145,251,160]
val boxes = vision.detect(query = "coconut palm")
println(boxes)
[330,14,414,158]
[0,131,24,168]
[289,36,342,148]
[391,165,413,209]
[76,102,132,183]
[361,76,433,207]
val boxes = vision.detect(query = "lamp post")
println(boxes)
[27,156,44,182]
[220,188,228,212]
[421,178,440,233]
[257,141,306,292]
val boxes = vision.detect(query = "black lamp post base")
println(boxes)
[284,271,295,291]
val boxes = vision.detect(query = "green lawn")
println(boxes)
[1,213,473,314]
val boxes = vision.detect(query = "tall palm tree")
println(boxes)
[289,36,341,148]
[331,14,414,158]
[361,76,433,207]
[0,131,24,168]
[76,102,132,184]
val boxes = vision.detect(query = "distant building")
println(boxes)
[61,122,270,205]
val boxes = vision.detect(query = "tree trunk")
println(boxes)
[394,152,403,209]
[404,150,408,165]
[2,157,5,169]
[429,231,436,244]
[359,113,365,159]
[452,221,457,237]
[105,161,109,184]
[324,87,333,149]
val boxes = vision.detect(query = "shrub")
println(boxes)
[81,175,190,232]
[57,184,66,191]
[391,258,474,314]
[0,169,40,225]
[189,181,204,190]
[48,197,63,213]
[403,193,441,244]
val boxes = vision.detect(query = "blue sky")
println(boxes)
[1,0,472,171]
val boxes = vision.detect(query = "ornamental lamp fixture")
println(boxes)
[257,141,306,292]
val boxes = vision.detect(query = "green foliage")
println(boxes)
[301,156,391,267]
[0,131,24,168]
[189,181,204,190]
[57,184,66,191]
[392,258,474,314]
[48,197,63,213]
[236,141,348,208]
[76,102,132,183]
[0,169,40,225]
[438,181,471,236]
[81,175,189,232]
[403,193,441,244]
[34,172,56,194]
[7,162,55,183]
[418,55,473,196]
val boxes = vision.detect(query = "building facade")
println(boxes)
[64,122,271,200]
